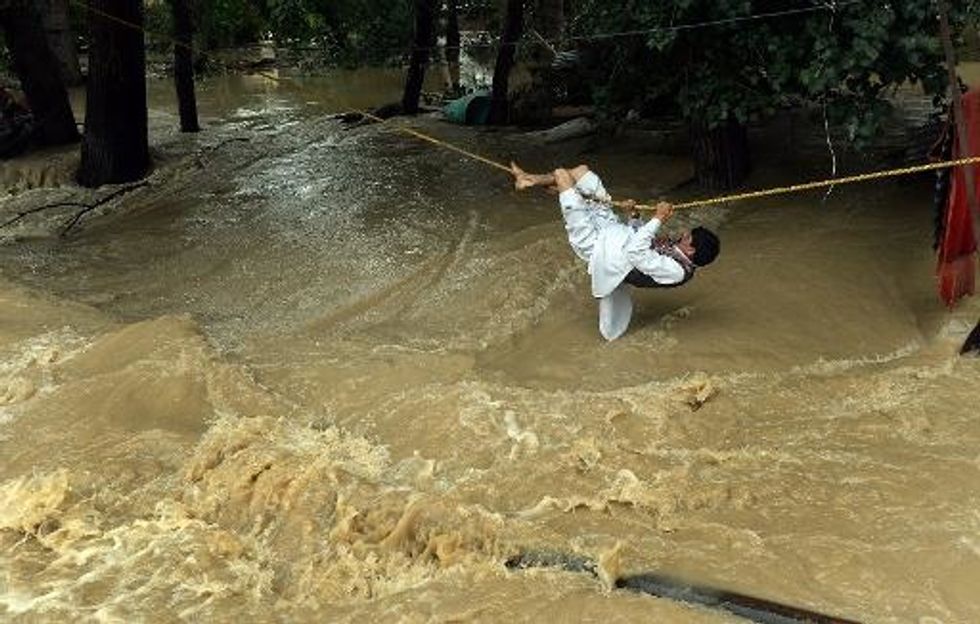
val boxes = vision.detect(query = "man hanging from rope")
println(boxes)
[510,162,720,340]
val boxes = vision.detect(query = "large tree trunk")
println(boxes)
[445,0,460,94]
[689,116,750,190]
[38,0,84,86]
[488,0,525,125]
[402,0,436,115]
[170,0,199,132]
[0,0,78,146]
[78,0,149,187]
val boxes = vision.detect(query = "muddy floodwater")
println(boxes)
[1,70,979,623]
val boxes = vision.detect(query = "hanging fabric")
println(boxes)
[937,90,979,307]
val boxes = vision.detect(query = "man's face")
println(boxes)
[677,231,696,259]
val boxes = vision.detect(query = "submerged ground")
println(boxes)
[1,70,979,623]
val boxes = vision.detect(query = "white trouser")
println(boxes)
[556,171,634,341]
[558,171,620,262]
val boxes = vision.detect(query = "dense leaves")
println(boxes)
[86,0,419,64]
[0,32,9,75]
[570,0,980,146]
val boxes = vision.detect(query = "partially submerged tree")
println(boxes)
[170,0,200,132]
[402,0,437,115]
[78,0,149,186]
[0,0,78,146]
[445,0,461,94]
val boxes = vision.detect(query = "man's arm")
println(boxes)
[628,245,687,284]
[625,203,687,285]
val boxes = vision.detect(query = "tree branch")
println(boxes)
[1,181,150,235]
[60,181,149,236]
[194,136,251,168]
[1,202,88,229]
[201,136,251,154]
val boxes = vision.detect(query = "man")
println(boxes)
[511,162,720,340]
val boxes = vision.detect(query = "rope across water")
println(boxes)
[356,108,980,211]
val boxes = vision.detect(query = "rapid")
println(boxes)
[1,70,979,623]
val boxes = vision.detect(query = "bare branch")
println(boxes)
[1,202,88,229]
[2,181,149,236]
[60,181,149,236]
[194,136,251,168]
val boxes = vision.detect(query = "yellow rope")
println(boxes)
[354,109,980,211]
[668,156,980,210]
[354,109,513,173]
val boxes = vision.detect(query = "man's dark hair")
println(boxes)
[691,227,720,267]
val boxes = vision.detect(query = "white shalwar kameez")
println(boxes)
[558,171,687,341]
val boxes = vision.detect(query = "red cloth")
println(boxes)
[938,91,980,307]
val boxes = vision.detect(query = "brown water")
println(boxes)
[1,72,979,623]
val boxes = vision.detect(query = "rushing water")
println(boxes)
[1,71,979,623]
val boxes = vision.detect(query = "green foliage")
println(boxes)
[570,0,980,147]
[0,32,9,77]
[197,0,268,49]
[145,2,174,53]
[188,0,414,65]
[316,0,415,65]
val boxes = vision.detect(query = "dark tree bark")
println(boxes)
[445,0,461,93]
[689,116,750,190]
[402,0,437,115]
[488,0,525,125]
[0,0,78,146]
[78,0,149,187]
[170,0,199,132]
[38,0,84,86]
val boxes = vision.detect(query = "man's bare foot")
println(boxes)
[510,162,535,191]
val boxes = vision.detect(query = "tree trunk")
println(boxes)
[689,117,750,190]
[170,0,199,132]
[0,0,78,146]
[488,0,525,125]
[37,0,84,86]
[78,0,149,187]
[402,0,436,115]
[445,0,460,93]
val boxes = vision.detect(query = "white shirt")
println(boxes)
[557,177,687,340]
[588,216,686,297]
